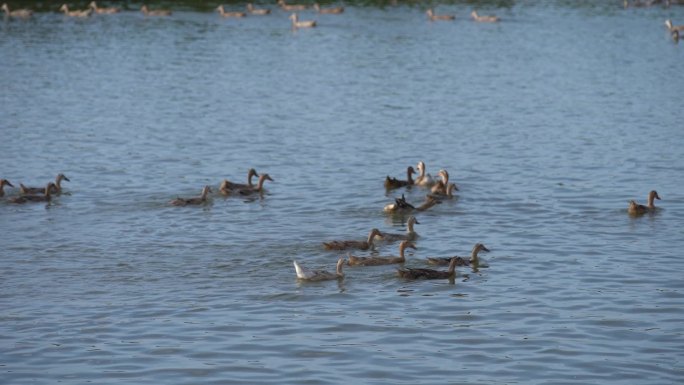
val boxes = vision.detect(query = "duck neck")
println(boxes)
[336,259,345,277]
[406,168,414,184]
[470,247,480,262]
[647,193,657,208]
[447,258,458,275]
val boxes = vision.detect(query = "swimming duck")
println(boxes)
[88,1,120,14]
[294,257,345,281]
[323,228,382,251]
[169,185,212,206]
[20,173,70,195]
[384,166,416,190]
[628,190,661,216]
[246,3,270,15]
[471,10,499,23]
[140,5,172,16]
[9,183,55,204]
[59,4,93,17]
[665,19,684,32]
[313,3,344,14]
[1,3,32,17]
[237,173,273,196]
[384,194,441,213]
[0,179,14,197]
[348,240,417,266]
[216,5,247,18]
[426,9,455,21]
[397,257,459,280]
[219,168,259,193]
[428,182,458,201]
[290,13,316,28]
[278,0,308,11]
[415,161,436,187]
[426,243,490,266]
[430,169,457,195]
[377,216,420,243]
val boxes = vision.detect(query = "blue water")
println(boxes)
[2,3,684,384]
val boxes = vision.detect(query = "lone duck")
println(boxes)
[9,183,55,204]
[313,3,344,14]
[324,228,382,251]
[426,8,455,21]
[20,173,70,195]
[290,13,316,28]
[348,240,417,266]
[237,173,273,196]
[219,168,259,193]
[397,257,459,280]
[384,166,416,190]
[169,185,212,206]
[377,216,420,243]
[2,3,32,17]
[426,243,490,266]
[628,190,661,216]
[88,1,120,14]
[0,179,14,197]
[59,4,93,17]
[428,182,458,201]
[216,5,246,18]
[278,0,307,11]
[246,3,270,15]
[471,10,499,23]
[294,257,345,281]
[415,161,436,187]
[384,194,441,213]
[140,5,172,16]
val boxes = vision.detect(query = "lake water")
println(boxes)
[2,2,684,384]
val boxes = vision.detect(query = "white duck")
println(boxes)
[294,257,345,281]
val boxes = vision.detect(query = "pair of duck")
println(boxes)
[426,9,499,22]
[296,242,490,281]
[1,174,70,204]
[170,169,273,206]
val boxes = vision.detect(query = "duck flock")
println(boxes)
[0,159,662,284]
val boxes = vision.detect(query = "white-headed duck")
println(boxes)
[471,10,499,23]
[377,216,420,243]
[426,8,455,21]
[294,257,345,281]
[426,243,490,266]
[384,166,416,190]
[170,185,212,206]
[20,173,70,195]
[415,161,436,187]
[628,190,661,216]
[2,3,32,17]
[323,228,382,251]
[348,240,417,266]
[397,257,459,280]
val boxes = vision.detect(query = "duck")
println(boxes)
[377,216,420,243]
[397,257,459,280]
[290,12,316,28]
[294,257,345,281]
[88,1,120,14]
[426,243,490,266]
[323,228,382,251]
[426,8,455,21]
[219,168,259,193]
[628,190,661,216]
[1,3,32,18]
[430,169,458,195]
[415,161,436,187]
[237,173,273,196]
[59,4,93,17]
[0,179,14,197]
[278,0,308,11]
[348,240,417,266]
[20,173,70,195]
[140,5,172,16]
[9,183,55,204]
[665,19,684,32]
[384,166,416,190]
[428,182,458,201]
[313,3,344,14]
[246,3,270,15]
[471,10,499,23]
[169,185,212,206]
[216,5,247,18]
[383,194,441,213]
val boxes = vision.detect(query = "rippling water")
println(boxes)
[2,2,684,384]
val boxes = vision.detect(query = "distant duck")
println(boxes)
[383,194,441,213]
[628,190,661,216]
[426,243,490,266]
[290,12,316,28]
[377,216,420,243]
[384,166,416,190]
[323,228,382,251]
[665,19,684,32]
[415,161,436,187]
[426,8,455,21]
[88,1,120,14]
[278,0,307,11]
[2,3,33,18]
[169,185,212,206]
[348,240,417,266]
[237,173,273,196]
[397,257,459,280]
[140,5,172,16]
[430,169,457,195]
[294,257,345,281]
[216,5,247,18]
[219,168,259,194]
[471,10,500,23]
[9,183,55,204]
[313,3,344,14]
[20,173,70,195]
[59,4,93,17]
[246,3,271,15]
[0,179,14,197]
[428,182,458,201]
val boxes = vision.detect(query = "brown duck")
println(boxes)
[628,190,661,216]
[397,257,459,280]
[170,185,212,206]
[348,240,416,266]
[0,179,14,197]
[384,166,416,190]
[9,183,55,204]
[20,173,70,195]
[323,228,382,251]
[426,243,490,266]
[219,168,259,193]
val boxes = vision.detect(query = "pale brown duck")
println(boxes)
[313,3,344,14]
[2,3,33,17]
[169,186,212,206]
[246,3,271,15]
[219,168,259,194]
[471,10,500,23]
[426,8,455,21]
[628,190,661,216]
[140,5,172,16]
[88,1,120,14]
[237,174,273,196]
[216,5,247,18]
[290,12,316,28]
[59,4,93,17]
